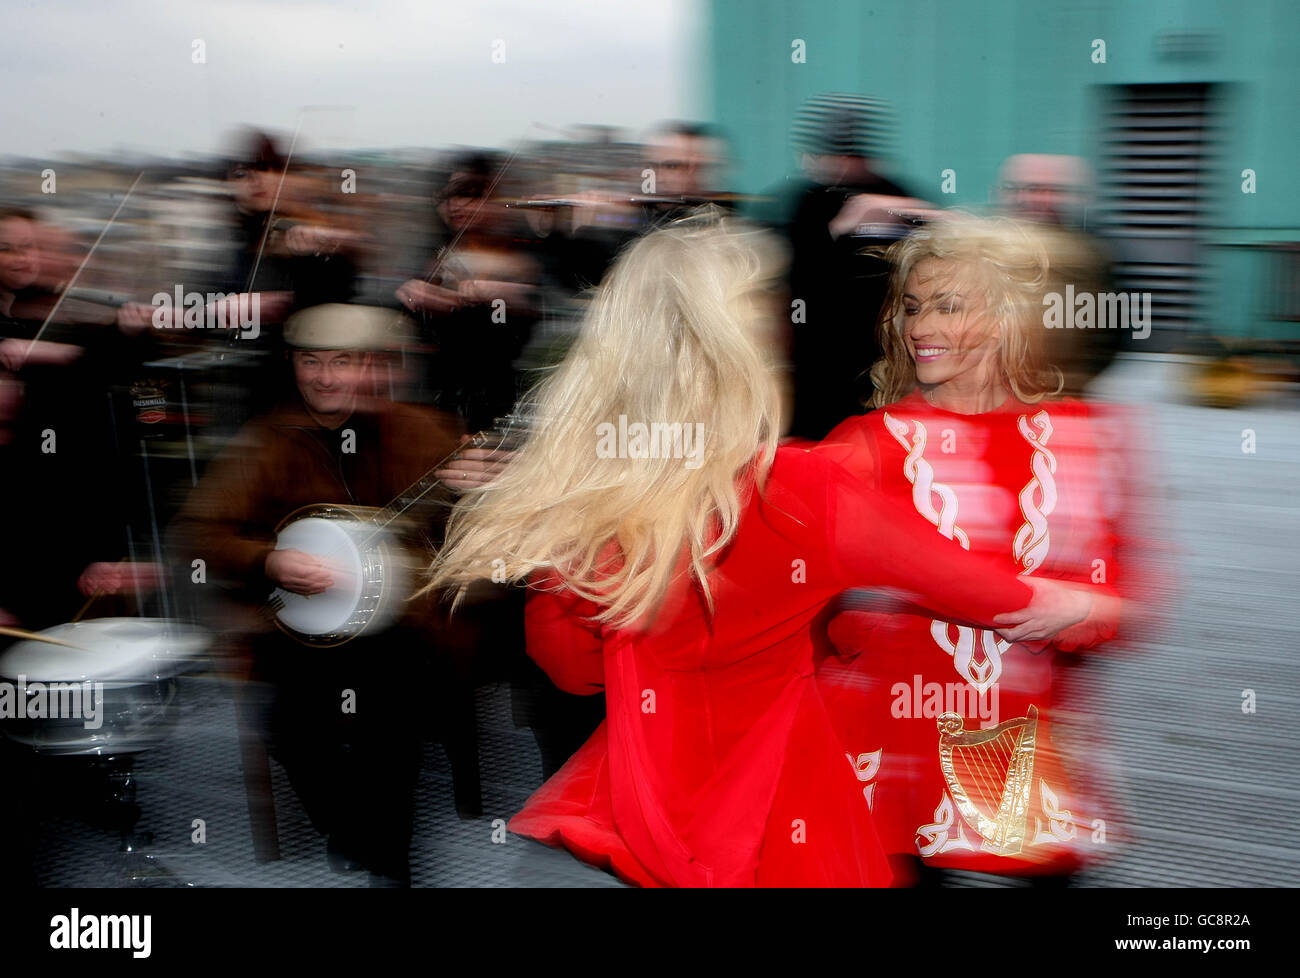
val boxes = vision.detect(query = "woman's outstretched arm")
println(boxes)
[819,453,1090,641]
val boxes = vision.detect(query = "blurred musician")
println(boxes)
[397,152,540,432]
[0,208,104,367]
[784,95,939,441]
[0,207,158,625]
[400,153,604,775]
[541,122,732,297]
[997,154,1120,395]
[640,121,728,224]
[170,304,467,886]
[117,131,356,339]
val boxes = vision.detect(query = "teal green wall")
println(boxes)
[706,0,1300,340]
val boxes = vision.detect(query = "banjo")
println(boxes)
[266,412,530,647]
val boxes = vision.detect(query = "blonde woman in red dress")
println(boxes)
[817,217,1133,884]
[426,211,1093,887]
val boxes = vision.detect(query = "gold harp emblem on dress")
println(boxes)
[936,706,1039,856]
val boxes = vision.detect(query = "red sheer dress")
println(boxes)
[508,444,1034,887]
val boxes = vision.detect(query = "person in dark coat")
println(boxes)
[170,303,469,886]
[784,95,936,440]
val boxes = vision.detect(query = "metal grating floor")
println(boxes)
[20,355,1300,888]
[27,679,623,889]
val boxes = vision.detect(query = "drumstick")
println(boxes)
[0,626,89,651]
[71,592,101,624]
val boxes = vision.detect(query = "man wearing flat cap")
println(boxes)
[171,303,483,886]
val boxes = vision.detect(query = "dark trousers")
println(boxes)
[250,629,428,884]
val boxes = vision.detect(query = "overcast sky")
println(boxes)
[1,0,699,159]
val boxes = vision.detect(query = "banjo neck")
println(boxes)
[361,411,531,537]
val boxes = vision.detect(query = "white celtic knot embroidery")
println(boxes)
[883,414,970,548]
[929,623,1006,693]
[846,749,883,809]
[1031,779,1078,846]
[916,792,975,857]
[883,409,1060,694]
[884,412,998,691]
[1013,411,1058,575]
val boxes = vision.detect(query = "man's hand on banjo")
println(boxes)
[266,549,337,596]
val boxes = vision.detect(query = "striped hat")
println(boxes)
[791,93,894,158]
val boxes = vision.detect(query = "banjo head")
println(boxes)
[270,504,407,647]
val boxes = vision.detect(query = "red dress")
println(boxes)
[508,444,1034,887]
[815,392,1123,876]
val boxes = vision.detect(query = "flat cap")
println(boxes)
[282,303,413,351]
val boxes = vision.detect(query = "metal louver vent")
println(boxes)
[1096,83,1216,334]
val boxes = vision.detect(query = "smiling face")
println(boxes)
[0,216,40,292]
[292,349,368,425]
[900,258,1005,400]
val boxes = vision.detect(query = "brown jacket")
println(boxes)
[172,398,464,613]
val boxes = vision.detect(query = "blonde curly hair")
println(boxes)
[868,216,1067,408]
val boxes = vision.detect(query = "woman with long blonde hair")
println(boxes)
[818,216,1132,884]
[428,210,1091,887]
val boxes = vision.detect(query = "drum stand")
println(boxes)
[78,752,191,885]
[100,753,180,884]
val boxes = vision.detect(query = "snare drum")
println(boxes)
[0,618,209,756]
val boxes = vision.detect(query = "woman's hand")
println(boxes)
[992,577,1093,644]
[1051,592,1123,652]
